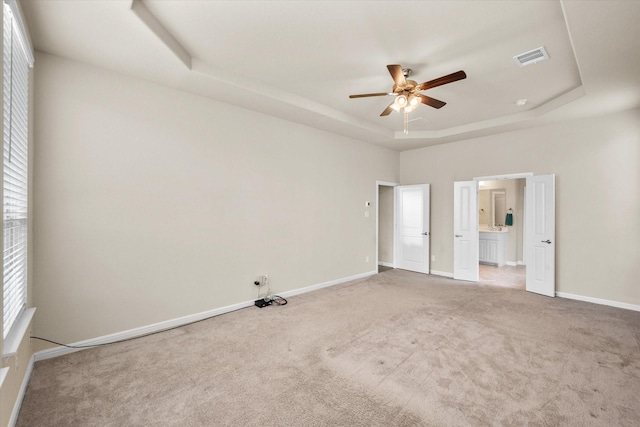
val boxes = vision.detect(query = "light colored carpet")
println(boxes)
[17,270,640,426]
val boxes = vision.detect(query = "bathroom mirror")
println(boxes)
[491,189,506,227]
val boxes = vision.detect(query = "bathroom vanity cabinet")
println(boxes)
[479,230,507,267]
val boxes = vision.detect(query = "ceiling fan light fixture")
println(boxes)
[348,64,467,125]
[403,103,419,113]
[403,105,416,114]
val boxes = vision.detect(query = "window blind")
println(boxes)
[3,3,30,339]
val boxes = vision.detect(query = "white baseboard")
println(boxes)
[506,261,517,267]
[276,270,377,299]
[556,292,640,312]
[35,299,255,361]
[378,261,394,268]
[517,261,526,266]
[430,270,454,278]
[9,355,35,427]
[34,270,378,362]
[35,269,637,365]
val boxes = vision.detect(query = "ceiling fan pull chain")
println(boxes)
[404,112,409,134]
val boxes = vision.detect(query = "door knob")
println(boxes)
[422,232,429,236]
[455,234,463,237]
[541,240,552,244]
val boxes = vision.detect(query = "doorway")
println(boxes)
[454,173,556,297]
[376,181,431,275]
[376,181,398,272]
[478,178,526,289]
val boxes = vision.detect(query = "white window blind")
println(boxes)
[3,3,30,339]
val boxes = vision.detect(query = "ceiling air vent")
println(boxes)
[513,46,549,67]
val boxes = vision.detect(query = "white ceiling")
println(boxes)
[20,0,640,151]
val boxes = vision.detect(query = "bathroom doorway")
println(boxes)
[454,173,555,296]
[376,181,398,273]
[478,178,526,289]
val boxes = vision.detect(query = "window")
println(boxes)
[3,1,32,340]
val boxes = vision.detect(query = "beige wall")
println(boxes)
[32,53,399,344]
[401,109,640,305]
[21,51,640,356]
[478,189,490,225]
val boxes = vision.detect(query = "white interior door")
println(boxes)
[453,181,479,281]
[525,174,555,296]
[395,184,430,274]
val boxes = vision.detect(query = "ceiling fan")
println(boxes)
[349,64,467,117]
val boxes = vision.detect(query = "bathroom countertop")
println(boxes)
[479,227,509,233]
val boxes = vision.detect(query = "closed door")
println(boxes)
[395,184,430,274]
[453,181,479,281]
[525,174,555,296]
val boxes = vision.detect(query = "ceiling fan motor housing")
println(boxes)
[393,80,418,94]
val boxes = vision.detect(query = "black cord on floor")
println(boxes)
[32,295,288,349]
[271,295,288,305]
[30,305,254,349]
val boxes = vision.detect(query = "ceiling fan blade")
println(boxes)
[417,70,467,91]
[349,92,393,98]
[418,94,446,109]
[380,103,394,116]
[387,64,407,87]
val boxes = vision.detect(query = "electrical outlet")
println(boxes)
[365,256,369,263]
[263,274,268,285]
[431,255,436,262]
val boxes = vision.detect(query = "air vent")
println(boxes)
[513,46,549,67]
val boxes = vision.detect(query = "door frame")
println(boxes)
[376,181,399,270]
[464,173,534,283]
[468,172,559,293]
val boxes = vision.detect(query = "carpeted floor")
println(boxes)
[17,270,640,426]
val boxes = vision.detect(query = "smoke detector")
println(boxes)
[513,46,549,67]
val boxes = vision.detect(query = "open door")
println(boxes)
[453,181,479,281]
[395,184,430,274]
[525,174,555,296]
